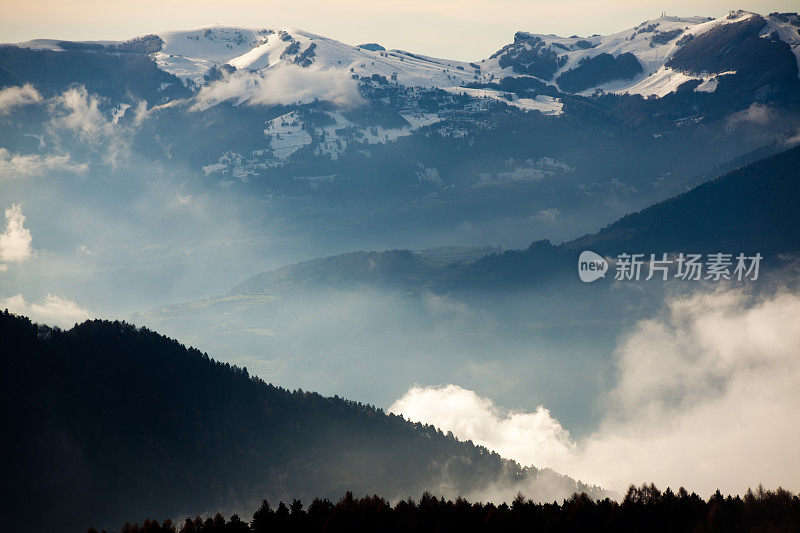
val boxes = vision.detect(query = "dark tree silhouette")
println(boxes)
[86,485,800,533]
[0,311,602,533]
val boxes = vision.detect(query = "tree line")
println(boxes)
[91,484,800,533]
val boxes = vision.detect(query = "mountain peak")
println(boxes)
[4,10,799,100]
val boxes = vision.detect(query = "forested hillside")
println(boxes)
[0,312,602,532]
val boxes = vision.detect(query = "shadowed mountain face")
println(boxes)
[563,146,800,253]
[453,143,800,289]
[0,312,606,533]
[555,52,643,93]
[229,145,800,294]
[666,14,800,105]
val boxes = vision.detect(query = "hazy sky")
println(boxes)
[2,0,798,60]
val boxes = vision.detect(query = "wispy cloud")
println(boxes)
[50,86,113,137]
[726,103,775,132]
[48,86,149,167]
[533,208,559,222]
[0,147,88,180]
[391,287,800,496]
[0,85,149,177]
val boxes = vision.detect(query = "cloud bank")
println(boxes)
[192,65,363,111]
[1,294,91,328]
[391,287,800,496]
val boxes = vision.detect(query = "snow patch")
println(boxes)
[608,66,736,97]
[442,87,563,115]
[264,111,313,161]
[474,157,573,187]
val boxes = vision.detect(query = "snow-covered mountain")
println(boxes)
[14,10,800,101]
[152,11,799,97]
[488,11,800,96]
[2,10,800,250]
[157,27,480,88]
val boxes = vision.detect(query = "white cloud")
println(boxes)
[131,99,150,127]
[0,203,34,266]
[1,294,91,328]
[391,287,800,496]
[0,84,42,113]
[175,192,192,206]
[391,384,577,470]
[533,208,560,222]
[51,86,113,138]
[48,86,149,167]
[191,64,364,111]
[726,103,775,131]
[422,292,470,317]
[0,147,88,180]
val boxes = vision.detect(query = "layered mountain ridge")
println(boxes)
[229,144,800,294]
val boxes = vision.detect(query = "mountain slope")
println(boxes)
[453,143,800,288]
[228,246,499,295]
[564,146,800,253]
[0,312,604,533]
[229,144,800,293]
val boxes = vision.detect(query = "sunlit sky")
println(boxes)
[2,0,798,60]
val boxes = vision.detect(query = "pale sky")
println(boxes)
[2,0,798,60]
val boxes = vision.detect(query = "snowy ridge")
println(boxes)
[9,10,799,99]
[155,27,266,83]
[761,13,800,79]
[153,25,483,87]
[148,10,800,98]
[584,11,800,96]
[487,11,754,96]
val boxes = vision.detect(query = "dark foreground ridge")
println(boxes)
[0,311,603,533]
[93,485,800,533]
